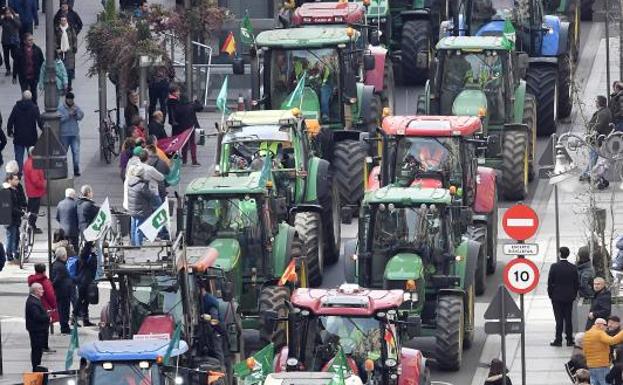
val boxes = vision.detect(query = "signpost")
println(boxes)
[502,243,538,256]
[500,203,541,385]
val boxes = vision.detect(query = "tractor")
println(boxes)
[234,26,386,219]
[439,0,573,134]
[343,185,480,370]
[215,109,341,286]
[418,36,537,200]
[183,170,308,348]
[236,285,430,385]
[367,115,498,295]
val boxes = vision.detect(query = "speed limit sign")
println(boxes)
[503,258,540,294]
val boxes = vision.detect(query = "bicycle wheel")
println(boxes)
[101,137,112,164]
[18,234,25,269]
[24,226,34,263]
[107,131,119,157]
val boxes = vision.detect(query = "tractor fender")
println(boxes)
[274,346,289,372]
[455,238,480,289]
[343,239,358,283]
[304,157,330,203]
[399,347,424,385]
[364,46,388,94]
[367,165,381,191]
[512,80,527,124]
[272,223,298,279]
[400,9,431,21]
[474,167,497,215]
[541,15,563,57]
[556,20,571,56]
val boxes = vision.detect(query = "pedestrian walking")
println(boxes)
[9,0,36,36]
[119,138,135,181]
[586,277,612,330]
[133,0,149,19]
[610,82,623,132]
[53,0,82,35]
[1,7,21,77]
[23,147,45,233]
[12,34,43,103]
[25,282,50,370]
[577,247,595,299]
[581,95,613,181]
[167,84,181,134]
[77,184,102,277]
[3,173,21,263]
[146,144,169,200]
[583,318,623,385]
[27,263,58,353]
[548,246,580,347]
[7,90,42,169]
[75,245,97,326]
[51,246,73,334]
[55,15,77,90]
[127,165,156,246]
[55,188,79,252]
[148,111,167,139]
[38,54,68,96]
[176,97,202,166]
[148,65,171,118]
[484,358,511,385]
[124,90,140,131]
[58,92,83,176]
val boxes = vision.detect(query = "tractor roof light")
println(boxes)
[449,185,457,195]
[246,357,257,370]
[291,108,302,117]
[346,26,355,38]
[382,107,391,118]
[363,0,371,5]
[478,107,487,118]
[455,255,462,262]
[155,355,164,365]
[226,119,243,128]
[266,180,274,189]
[365,359,375,372]
[306,119,321,136]
[405,279,416,292]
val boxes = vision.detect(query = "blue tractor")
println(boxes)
[440,0,573,135]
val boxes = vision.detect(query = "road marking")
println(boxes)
[506,218,534,227]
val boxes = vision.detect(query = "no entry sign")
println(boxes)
[502,204,539,241]
[503,258,540,294]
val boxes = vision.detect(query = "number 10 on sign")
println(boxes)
[503,258,540,295]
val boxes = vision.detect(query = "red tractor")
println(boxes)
[367,115,498,295]
[258,284,430,385]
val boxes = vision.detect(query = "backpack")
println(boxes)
[66,255,80,281]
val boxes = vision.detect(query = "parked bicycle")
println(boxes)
[17,211,37,269]
[96,108,120,164]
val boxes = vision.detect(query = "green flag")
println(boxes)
[164,323,182,364]
[240,12,255,46]
[83,198,112,241]
[501,18,516,50]
[328,346,350,385]
[216,76,229,114]
[234,343,275,380]
[64,324,80,370]
[283,71,306,109]
[138,199,170,242]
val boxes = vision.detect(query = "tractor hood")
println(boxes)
[384,253,424,281]
[206,238,241,272]
[452,89,487,118]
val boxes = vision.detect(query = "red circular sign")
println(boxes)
[502,204,539,241]
[503,258,540,294]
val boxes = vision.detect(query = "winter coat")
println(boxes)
[589,107,613,138]
[38,59,68,93]
[58,102,84,137]
[13,44,44,83]
[174,100,201,135]
[148,120,167,139]
[9,0,37,26]
[53,8,82,34]
[27,273,58,323]
[613,236,623,271]
[583,326,623,368]
[127,169,155,218]
[484,374,512,385]
[76,197,99,232]
[3,183,21,226]
[50,258,73,299]
[25,295,49,334]
[76,248,96,288]
[140,162,164,197]
[547,259,579,302]
[55,197,79,238]
[607,362,623,385]
[7,99,42,147]
[123,156,141,210]
[0,14,21,46]
[147,154,170,198]
[54,24,78,71]
[577,261,595,299]
[590,289,612,321]
[23,156,46,198]
[124,102,139,129]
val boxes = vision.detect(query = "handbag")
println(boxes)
[87,281,99,305]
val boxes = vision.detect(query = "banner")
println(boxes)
[157,128,195,155]
[138,199,170,242]
[82,198,111,242]
[216,76,229,114]
[65,323,80,370]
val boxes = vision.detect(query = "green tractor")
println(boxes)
[418,36,537,200]
[215,109,341,286]
[183,170,308,347]
[234,26,385,219]
[343,185,479,371]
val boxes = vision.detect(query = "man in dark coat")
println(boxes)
[9,0,37,36]
[76,245,97,326]
[7,90,42,169]
[548,246,580,346]
[586,277,612,330]
[581,95,613,181]
[53,1,82,35]
[51,246,73,334]
[175,97,202,166]
[167,84,181,134]
[77,184,101,280]
[55,188,79,252]
[12,34,43,104]
[25,282,50,370]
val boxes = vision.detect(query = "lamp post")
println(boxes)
[184,0,193,101]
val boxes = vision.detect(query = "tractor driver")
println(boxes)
[199,285,226,365]
[322,316,382,372]
[274,51,290,103]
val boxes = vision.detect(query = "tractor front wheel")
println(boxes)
[526,64,558,136]
[523,93,537,182]
[486,189,499,275]
[259,286,290,348]
[435,295,464,371]
[401,20,431,85]
[467,225,488,296]
[333,140,367,209]
[558,54,573,119]
[502,130,529,201]
[294,212,324,287]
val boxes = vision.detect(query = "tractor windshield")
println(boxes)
[270,48,340,121]
[91,361,158,385]
[394,137,460,180]
[440,51,505,123]
[186,196,262,247]
[129,275,184,331]
[318,316,383,365]
[227,137,295,171]
[371,204,442,253]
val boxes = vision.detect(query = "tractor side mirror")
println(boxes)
[369,30,380,46]
[222,281,234,302]
[232,56,245,75]
[363,53,376,71]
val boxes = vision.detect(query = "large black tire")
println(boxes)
[401,20,431,85]
[294,212,323,287]
[435,295,464,371]
[333,140,367,207]
[318,172,341,265]
[501,130,529,201]
[558,54,573,119]
[467,225,487,296]
[523,93,537,182]
[486,189,498,275]
[526,65,558,136]
[381,58,395,112]
[258,286,290,348]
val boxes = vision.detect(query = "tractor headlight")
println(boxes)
[403,292,418,302]
[385,358,397,368]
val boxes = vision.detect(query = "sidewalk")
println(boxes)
[471,36,623,385]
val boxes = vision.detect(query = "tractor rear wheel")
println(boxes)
[319,175,341,265]
[381,58,395,112]
[467,225,487,296]
[435,295,464,371]
[258,286,290,348]
[333,140,367,208]
[294,212,323,287]
[526,65,558,136]
[486,190,499,275]
[523,93,537,182]
[401,20,431,85]
[558,54,573,119]
[502,130,529,201]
